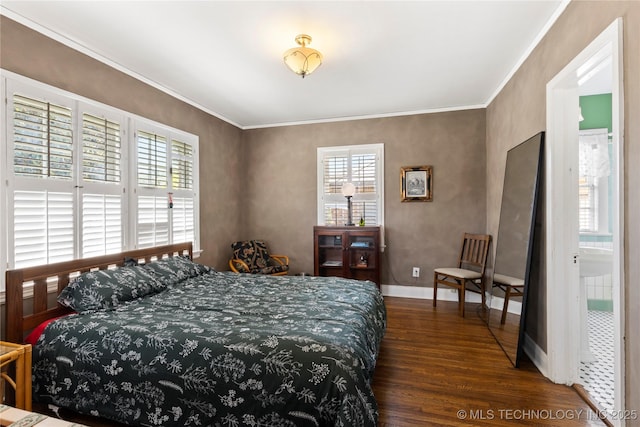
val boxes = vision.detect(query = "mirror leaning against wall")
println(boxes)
[488,132,544,367]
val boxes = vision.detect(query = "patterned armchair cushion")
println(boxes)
[256,264,289,275]
[231,240,276,273]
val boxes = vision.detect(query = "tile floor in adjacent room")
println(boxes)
[579,310,615,413]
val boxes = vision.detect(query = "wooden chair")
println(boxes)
[492,273,524,324]
[229,240,289,275]
[433,233,492,317]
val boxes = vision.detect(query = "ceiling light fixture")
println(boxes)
[283,34,323,78]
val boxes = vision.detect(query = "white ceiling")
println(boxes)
[1,1,572,129]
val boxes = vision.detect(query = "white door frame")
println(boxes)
[545,18,625,420]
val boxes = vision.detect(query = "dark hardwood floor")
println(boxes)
[33,296,604,426]
[372,297,606,426]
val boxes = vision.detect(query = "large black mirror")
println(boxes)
[488,132,544,367]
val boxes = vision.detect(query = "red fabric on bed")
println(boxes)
[25,315,71,346]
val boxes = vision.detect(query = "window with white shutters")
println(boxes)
[10,93,75,268]
[170,139,195,244]
[1,73,200,287]
[134,127,198,249]
[317,144,384,227]
[80,111,124,258]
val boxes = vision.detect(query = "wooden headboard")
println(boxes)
[5,242,193,344]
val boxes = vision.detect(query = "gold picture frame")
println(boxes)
[401,165,433,202]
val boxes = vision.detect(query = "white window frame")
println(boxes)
[578,128,610,235]
[317,143,384,228]
[130,119,200,250]
[1,70,201,291]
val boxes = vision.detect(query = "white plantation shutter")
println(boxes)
[351,153,378,225]
[172,197,194,243]
[137,196,169,247]
[171,139,195,244]
[82,194,122,258]
[136,130,169,248]
[82,113,121,183]
[323,154,349,196]
[13,94,73,179]
[2,74,200,284]
[80,111,125,257]
[318,144,384,227]
[13,190,74,268]
[171,139,193,190]
[137,131,167,188]
[135,128,198,249]
[10,92,75,268]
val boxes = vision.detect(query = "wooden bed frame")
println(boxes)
[5,243,192,344]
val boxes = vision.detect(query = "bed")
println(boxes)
[5,243,386,426]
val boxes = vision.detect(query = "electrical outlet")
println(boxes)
[412,267,420,278]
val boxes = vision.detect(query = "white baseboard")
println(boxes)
[523,332,549,377]
[380,284,482,303]
[380,284,520,316]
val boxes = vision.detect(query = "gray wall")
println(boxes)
[0,16,243,271]
[241,110,487,284]
[486,1,640,418]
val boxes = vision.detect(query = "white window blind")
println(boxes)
[11,93,75,268]
[2,73,201,284]
[172,197,195,244]
[82,193,122,258]
[13,94,73,179]
[82,113,121,183]
[80,111,125,257]
[13,190,74,268]
[137,196,169,247]
[171,139,193,190]
[170,139,195,245]
[137,131,167,188]
[135,127,198,249]
[317,144,384,227]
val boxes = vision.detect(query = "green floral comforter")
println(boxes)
[33,271,386,426]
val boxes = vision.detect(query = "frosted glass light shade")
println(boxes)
[283,34,323,78]
[341,182,356,197]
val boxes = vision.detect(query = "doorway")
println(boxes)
[546,19,624,423]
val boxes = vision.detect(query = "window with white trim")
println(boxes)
[317,144,384,227]
[133,125,198,249]
[578,129,610,233]
[1,73,200,283]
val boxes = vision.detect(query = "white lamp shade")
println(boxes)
[341,182,356,197]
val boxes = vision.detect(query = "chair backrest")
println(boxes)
[458,233,492,273]
[231,240,271,270]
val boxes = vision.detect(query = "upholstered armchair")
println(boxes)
[229,240,289,275]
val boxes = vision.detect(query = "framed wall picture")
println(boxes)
[401,165,433,202]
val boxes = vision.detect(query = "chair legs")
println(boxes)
[459,281,465,317]
[433,274,486,318]
[501,285,512,324]
[434,273,466,316]
[433,272,438,307]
